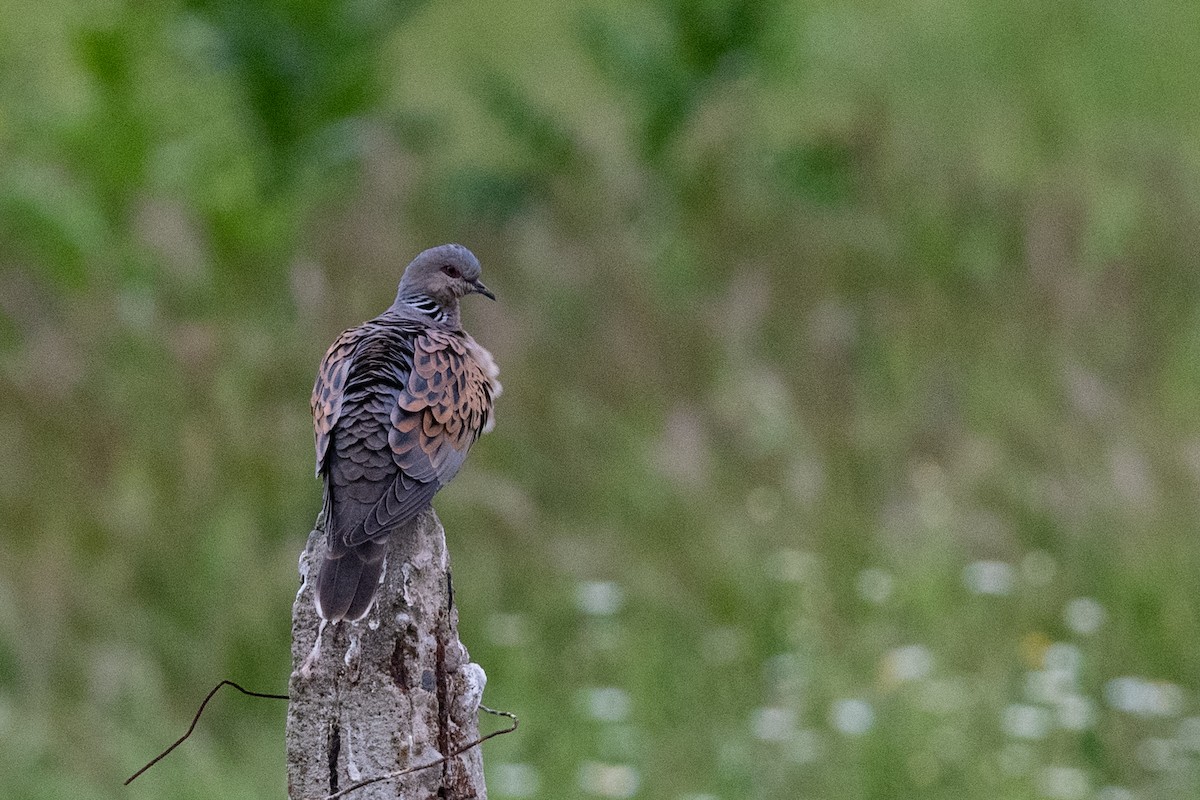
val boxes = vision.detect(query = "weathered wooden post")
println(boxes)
[286,508,488,799]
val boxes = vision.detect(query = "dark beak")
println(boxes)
[470,279,496,300]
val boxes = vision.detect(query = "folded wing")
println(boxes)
[344,328,494,546]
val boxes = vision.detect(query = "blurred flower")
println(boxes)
[1063,597,1106,636]
[1110,446,1154,507]
[1044,642,1082,673]
[787,728,823,764]
[762,653,806,699]
[1136,737,1177,772]
[487,612,529,647]
[1055,695,1096,731]
[713,366,801,457]
[776,549,820,583]
[1018,631,1053,669]
[830,698,875,736]
[963,560,1015,596]
[117,287,158,330]
[1037,766,1089,800]
[911,460,952,530]
[578,762,639,798]
[583,687,631,723]
[1002,704,1051,740]
[598,725,641,759]
[881,644,934,687]
[752,706,797,742]
[492,762,540,797]
[577,581,623,616]
[856,568,894,605]
[1177,716,1200,751]
[1026,668,1076,705]
[1105,677,1185,718]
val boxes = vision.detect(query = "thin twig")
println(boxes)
[124,680,289,785]
[322,705,519,800]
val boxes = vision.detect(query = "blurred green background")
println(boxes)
[4,1,1200,798]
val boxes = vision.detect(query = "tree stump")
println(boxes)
[286,507,487,800]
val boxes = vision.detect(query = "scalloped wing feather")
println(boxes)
[311,326,364,476]
[342,330,494,548]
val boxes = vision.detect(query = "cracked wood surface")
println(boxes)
[287,508,487,800]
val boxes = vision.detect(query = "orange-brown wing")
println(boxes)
[311,326,365,476]
[342,330,492,547]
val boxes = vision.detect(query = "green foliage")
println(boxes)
[4,1,1200,798]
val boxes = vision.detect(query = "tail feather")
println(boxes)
[315,540,387,622]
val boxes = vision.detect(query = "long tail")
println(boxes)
[315,538,388,622]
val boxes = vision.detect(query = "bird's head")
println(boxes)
[396,244,495,311]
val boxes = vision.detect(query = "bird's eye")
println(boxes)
[441,264,462,280]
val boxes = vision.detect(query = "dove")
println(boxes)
[310,244,499,622]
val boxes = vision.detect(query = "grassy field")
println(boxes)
[4,1,1200,798]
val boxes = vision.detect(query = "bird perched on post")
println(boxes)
[310,244,499,622]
